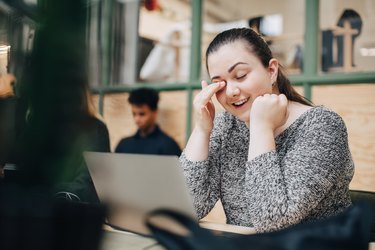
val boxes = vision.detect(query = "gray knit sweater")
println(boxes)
[180,106,354,233]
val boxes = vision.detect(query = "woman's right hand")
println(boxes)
[193,80,226,134]
[184,80,226,161]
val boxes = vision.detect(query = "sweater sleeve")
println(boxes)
[179,114,227,219]
[245,109,354,232]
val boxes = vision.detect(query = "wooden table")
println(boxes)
[100,223,375,250]
[199,221,256,235]
[100,229,163,250]
[100,222,255,250]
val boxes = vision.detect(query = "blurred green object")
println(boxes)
[17,0,89,187]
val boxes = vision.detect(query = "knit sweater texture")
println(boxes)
[180,106,354,233]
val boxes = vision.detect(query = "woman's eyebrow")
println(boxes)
[228,62,248,73]
[210,62,248,81]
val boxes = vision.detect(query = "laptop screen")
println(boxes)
[84,152,197,235]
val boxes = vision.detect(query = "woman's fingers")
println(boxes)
[192,80,225,133]
[201,80,209,89]
[195,81,225,108]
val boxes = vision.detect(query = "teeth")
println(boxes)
[233,99,247,106]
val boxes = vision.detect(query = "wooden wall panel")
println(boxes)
[312,84,375,192]
[102,93,136,151]
[158,91,187,150]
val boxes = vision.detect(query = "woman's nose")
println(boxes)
[225,82,240,97]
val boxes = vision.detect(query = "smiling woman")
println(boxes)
[180,27,355,234]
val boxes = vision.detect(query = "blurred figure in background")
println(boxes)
[17,62,110,203]
[115,87,181,156]
[11,0,110,203]
[0,2,107,249]
[50,84,110,203]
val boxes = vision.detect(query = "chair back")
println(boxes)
[350,190,375,242]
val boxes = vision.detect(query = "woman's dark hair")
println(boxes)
[205,28,313,106]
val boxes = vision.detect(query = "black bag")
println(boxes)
[146,201,374,250]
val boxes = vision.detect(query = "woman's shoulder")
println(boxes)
[78,116,109,136]
[308,105,344,122]
[84,115,107,127]
[302,105,347,131]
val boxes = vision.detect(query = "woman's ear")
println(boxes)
[268,58,279,84]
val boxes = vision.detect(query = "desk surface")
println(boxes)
[199,221,256,235]
[100,223,375,250]
[100,222,254,250]
[100,229,163,250]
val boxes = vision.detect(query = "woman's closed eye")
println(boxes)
[235,74,247,80]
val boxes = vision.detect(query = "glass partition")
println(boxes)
[0,1,36,82]
[138,0,192,83]
[202,0,306,78]
[320,0,375,73]
[87,0,140,86]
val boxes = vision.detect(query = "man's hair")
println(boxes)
[128,88,159,111]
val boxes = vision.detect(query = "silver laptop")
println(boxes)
[84,151,198,235]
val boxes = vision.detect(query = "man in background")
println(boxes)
[115,87,181,156]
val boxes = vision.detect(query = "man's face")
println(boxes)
[131,104,157,133]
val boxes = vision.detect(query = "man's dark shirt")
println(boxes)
[115,125,181,156]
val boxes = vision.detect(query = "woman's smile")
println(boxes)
[232,97,249,108]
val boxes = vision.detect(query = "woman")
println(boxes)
[17,56,110,203]
[51,84,111,203]
[180,28,354,233]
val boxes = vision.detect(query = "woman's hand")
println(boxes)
[193,80,226,134]
[184,80,226,161]
[250,94,288,133]
[248,94,288,161]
